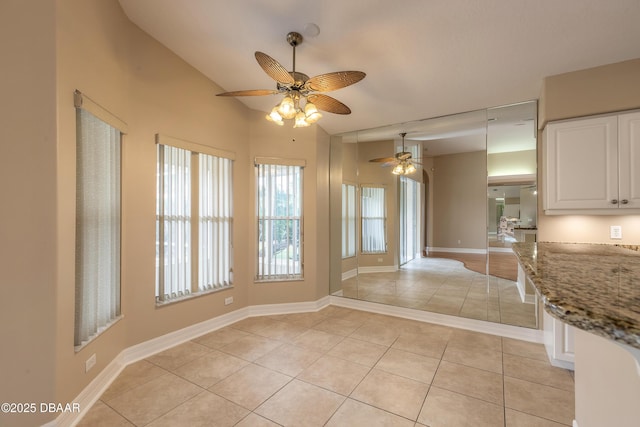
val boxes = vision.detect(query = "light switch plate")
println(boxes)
[610,225,622,239]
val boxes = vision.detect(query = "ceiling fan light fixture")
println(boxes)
[266,106,285,125]
[293,110,311,128]
[277,94,297,119]
[404,162,416,174]
[304,101,322,123]
[392,163,404,175]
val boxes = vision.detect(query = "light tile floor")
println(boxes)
[78,306,574,426]
[340,257,537,328]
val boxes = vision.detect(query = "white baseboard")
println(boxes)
[488,247,515,253]
[45,356,127,427]
[357,265,397,274]
[428,247,487,254]
[329,296,544,344]
[57,294,542,426]
[341,268,357,281]
[247,296,331,317]
[573,420,579,427]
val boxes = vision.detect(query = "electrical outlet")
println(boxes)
[377,257,383,262]
[610,225,622,239]
[224,296,234,306]
[85,353,96,373]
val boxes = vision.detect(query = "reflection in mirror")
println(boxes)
[329,101,538,329]
[487,101,538,310]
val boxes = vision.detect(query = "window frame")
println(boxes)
[73,91,125,351]
[155,135,234,305]
[255,158,305,282]
[360,185,387,254]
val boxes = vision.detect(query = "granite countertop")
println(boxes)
[512,242,640,350]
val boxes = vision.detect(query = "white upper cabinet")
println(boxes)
[618,112,640,208]
[543,111,640,214]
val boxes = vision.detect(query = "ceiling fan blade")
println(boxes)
[255,52,295,85]
[305,71,366,92]
[397,152,412,160]
[369,157,397,163]
[307,94,351,115]
[381,161,399,167]
[217,89,278,96]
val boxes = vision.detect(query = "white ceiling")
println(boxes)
[118,0,640,137]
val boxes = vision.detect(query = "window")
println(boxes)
[74,92,124,349]
[156,135,233,303]
[256,160,304,281]
[361,186,386,254]
[342,183,356,258]
[399,176,420,265]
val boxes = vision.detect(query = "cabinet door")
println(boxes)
[618,111,640,209]
[545,116,618,210]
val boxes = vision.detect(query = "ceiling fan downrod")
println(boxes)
[287,31,303,75]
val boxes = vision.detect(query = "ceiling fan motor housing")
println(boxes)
[287,31,303,47]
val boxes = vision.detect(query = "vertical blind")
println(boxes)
[74,108,122,348]
[156,145,192,301]
[361,186,386,254]
[399,176,419,265]
[256,162,303,280]
[199,154,233,290]
[342,183,356,258]
[156,138,233,303]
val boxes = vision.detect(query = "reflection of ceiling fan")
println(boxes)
[217,31,365,128]
[369,133,421,175]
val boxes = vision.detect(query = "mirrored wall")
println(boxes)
[329,101,538,328]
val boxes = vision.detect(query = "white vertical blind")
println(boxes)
[361,186,386,254]
[156,139,233,303]
[342,183,356,258]
[156,145,192,301]
[399,176,419,265]
[75,108,122,348]
[199,154,233,290]
[256,163,303,280]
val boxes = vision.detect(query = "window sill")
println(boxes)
[74,314,124,353]
[155,285,234,307]
[254,277,304,284]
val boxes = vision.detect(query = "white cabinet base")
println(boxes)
[516,264,535,304]
[543,310,575,370]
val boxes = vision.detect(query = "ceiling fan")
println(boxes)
[217,31,365,128]
[369,132,421,175]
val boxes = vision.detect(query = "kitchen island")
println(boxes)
[512,242,640,427]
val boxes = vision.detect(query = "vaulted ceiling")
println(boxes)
[119,0,640,136]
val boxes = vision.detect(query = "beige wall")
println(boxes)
[538,58,640,244]
[540,58,640,128]
[247,111,330,305]
[0,1,58,426]
[1,1,329,425]
[432,151,487,250]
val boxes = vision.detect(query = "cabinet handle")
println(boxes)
[611,199,618,204]
[621,199,629,204]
